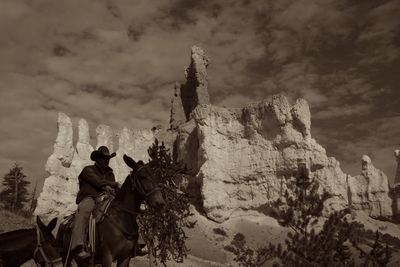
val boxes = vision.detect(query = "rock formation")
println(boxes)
[170,82,186,130]
[391,150,400,220]
[180,46,210,120]
[35,113,81,220]
[175,98,352,222]
[395,149,400,185]
[35,46,394,223]
[348,155,392,217]
[35,114,175,221]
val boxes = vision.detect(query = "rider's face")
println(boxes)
[97,157,110,167]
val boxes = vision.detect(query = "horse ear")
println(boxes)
[46,217,58,233]
[123,154,137,170]
[36,216,46,231]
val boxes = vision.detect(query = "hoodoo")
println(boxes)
[35,46,394,223]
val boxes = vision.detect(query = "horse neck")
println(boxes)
[0,229,37,264]
[112,175,142,214]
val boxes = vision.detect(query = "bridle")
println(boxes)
[131,165,163,200]
[102,165,163,241]
[33,227,62,267]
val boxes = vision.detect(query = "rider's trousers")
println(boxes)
[70,197,95,251]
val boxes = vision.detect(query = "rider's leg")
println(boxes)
[102,251,113,267]
[116,256,131,267]
[70,197,95,253]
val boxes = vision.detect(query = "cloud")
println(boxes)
[313,104,373,120]
[313,116,400,182]
[356,0,400,65]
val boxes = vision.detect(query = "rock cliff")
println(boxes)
[180,46,210,121]
[35,115,175,220]
[392,150,400,219]
[176,99,352,222]
[395,150,400,186]
[35,46,394,223]
[348,155,392,217]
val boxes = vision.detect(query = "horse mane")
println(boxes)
[112,171,134,204]
[0,228,35,252]
[112,159,150,205]
[112,163,147,205]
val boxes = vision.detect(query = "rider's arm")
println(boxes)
[107,173,119,188]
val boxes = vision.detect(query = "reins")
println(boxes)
[33,227,62,267]
[132,166,162,199]
[104,166,161,241]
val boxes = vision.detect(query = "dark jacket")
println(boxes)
[76,163,118,204]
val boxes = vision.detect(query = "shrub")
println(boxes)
[137,139,196,266]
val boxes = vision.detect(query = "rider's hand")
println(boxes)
[103,185,114,194]
[109,181,120,188]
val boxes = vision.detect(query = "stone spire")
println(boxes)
[348,155,392,218]
[361,155,372,172]
[394,149,400,185]
[180,46,210,121]
[45,112,74,175]
[170,82,186,130]
[75,119,93,160]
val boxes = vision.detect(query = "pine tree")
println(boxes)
[230,163,393,267]
[0,163,31,211]
[137,139,196,266]
[29,179,38,214]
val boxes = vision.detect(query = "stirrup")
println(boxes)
[76,248,90,259]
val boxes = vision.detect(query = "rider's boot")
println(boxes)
[75,245,90,259]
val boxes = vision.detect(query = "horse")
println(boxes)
[58,154,166,267]
[0,216,62,267]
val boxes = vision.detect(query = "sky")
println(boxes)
[0,0,399,196]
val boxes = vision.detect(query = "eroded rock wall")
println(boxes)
[173,46,392,222]
[176,99,351,222]
[36,46,394,223]
[180,46,210,121]
[394,150,400,186]
[391,150,400,218]
[347,155,392,217]
[35,113,176,221]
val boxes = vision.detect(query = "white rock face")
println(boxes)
[348,155,392,217]
[177,98,350,222]
[35,114,175,221]
[110,128,176,183]
[180,46,210,120]
[96,124,114,150]
[170,82,186,130]
[394,149,400,185]
[45,113,74,176]
[392,150,400,217]
[36,46,394,223]
[35,113,79,220]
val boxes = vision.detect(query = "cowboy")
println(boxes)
[71,146,119,258]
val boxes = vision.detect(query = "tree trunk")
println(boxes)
[30,180,38,213]
[12,176,19,211]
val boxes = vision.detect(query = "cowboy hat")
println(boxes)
[90,146,116,161]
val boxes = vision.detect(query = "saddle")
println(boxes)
[59,193,114,257]
[60,193,114,229]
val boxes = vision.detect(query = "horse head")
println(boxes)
[123,154,166,209]
[35,216,63,267]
